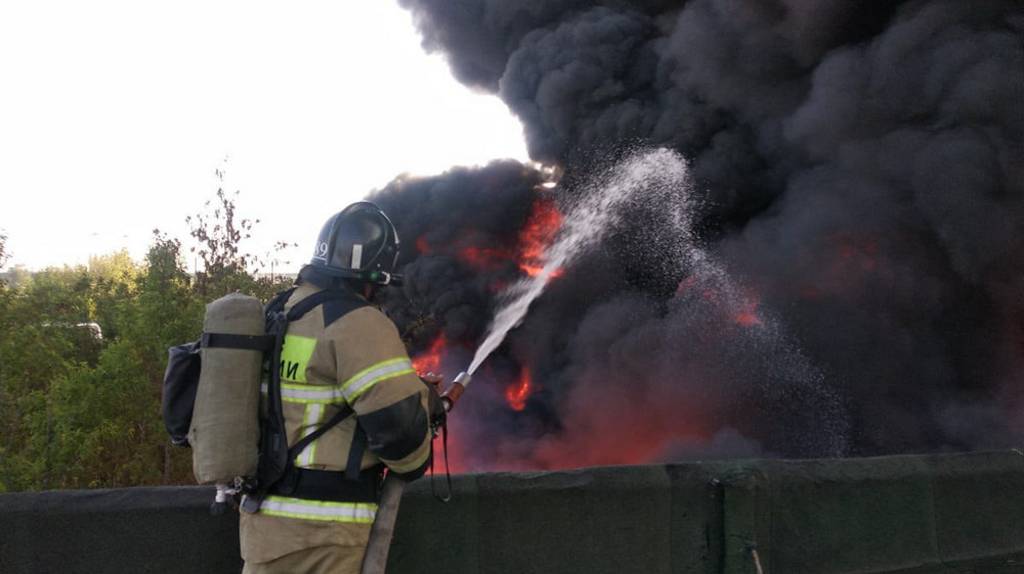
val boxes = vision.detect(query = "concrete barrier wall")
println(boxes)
[2,451,1022,574]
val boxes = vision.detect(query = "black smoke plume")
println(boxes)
[372,0,1024,469]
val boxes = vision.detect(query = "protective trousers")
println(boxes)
[242,543,367,574]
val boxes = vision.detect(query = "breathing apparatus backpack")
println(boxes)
[162,287,369,513]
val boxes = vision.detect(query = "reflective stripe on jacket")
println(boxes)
[272,283,431,475]
[259,496,378,524]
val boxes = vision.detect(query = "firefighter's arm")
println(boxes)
[331,307,434,480]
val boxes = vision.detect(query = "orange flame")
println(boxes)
[412,334,446,375]
[415,196,564,279]
[414,196,564,283]
[518,198,563,278]
[505,367,534,411]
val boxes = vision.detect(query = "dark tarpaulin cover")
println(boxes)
[1,451,1021,574]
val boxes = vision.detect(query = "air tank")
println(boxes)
[189,293,263,485]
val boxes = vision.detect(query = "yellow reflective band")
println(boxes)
[280,335,317,383]
[261,382,347,404]
[278,382,346,404]
[295,403,325,467]
[341,358,415,402]
[260,496,377,523]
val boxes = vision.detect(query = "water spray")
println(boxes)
[363,149,695,574]
[457,149,693,388]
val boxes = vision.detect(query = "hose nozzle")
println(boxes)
[442,371,470,411]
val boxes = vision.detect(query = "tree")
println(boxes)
[31,340,171,488]
[0,271,81,490]
[186,188,258,293]
[87,250,139,342]
[187,188,294,299]
[0,192,296,491]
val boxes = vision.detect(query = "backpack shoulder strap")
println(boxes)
[266,287,297,316]
[345,423,370,480]
[286,403,355,461]
[322,294,369,328]
[249,287,370,503]
[286,288,368,325]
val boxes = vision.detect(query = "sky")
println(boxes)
[0,1,529,272]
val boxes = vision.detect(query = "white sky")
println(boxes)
[0,1,528,271]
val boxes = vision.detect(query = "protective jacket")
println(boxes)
[240,280,432,567]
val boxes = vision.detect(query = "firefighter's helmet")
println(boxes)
[309,202,402,286]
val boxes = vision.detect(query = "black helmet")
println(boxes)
[309,202,402,286]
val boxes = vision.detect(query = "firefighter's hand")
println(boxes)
[420,372,447,433]
[420,372,443,387]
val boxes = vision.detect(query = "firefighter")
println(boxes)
[240,201,441,574]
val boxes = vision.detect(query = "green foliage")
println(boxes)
[0,193,295,491]
[32,341,177,488]
[87,250,139,341]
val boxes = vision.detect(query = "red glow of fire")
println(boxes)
[414,196,564,280]
[675,275,697,295]
[678,276,762,327]
[505,368,534,411]
[733,294,762,327]
[459,245,515,271]
[675,275,719,303]
[837,235,879,272]
[799,233,884,300]
[438,416,470,474]
[527,378,710,471]
[518,198,564,278]
[411,335,446,375]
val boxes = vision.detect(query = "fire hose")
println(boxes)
[360,371,471,574]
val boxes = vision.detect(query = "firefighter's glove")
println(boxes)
[421,373,448,434]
